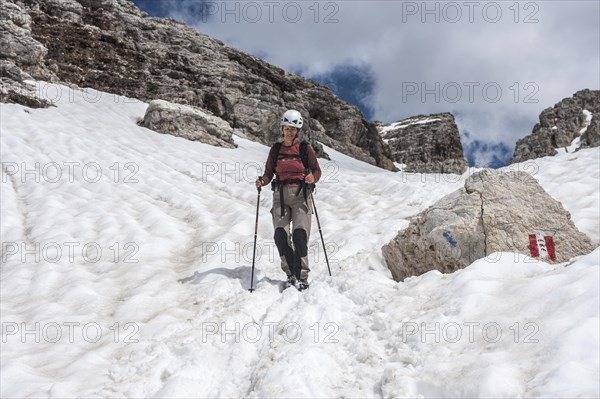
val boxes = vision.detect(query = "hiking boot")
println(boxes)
[296,278,309,291]
[285,275,297,287]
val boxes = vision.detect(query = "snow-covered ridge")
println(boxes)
[1,82,598,398]
[379,117,442,135]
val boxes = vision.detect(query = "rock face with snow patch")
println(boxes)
[579,113,600,148]
[511,89,600,163]
[377,113,467,174]
[0,0,395,170]
[140,100,236,148]
[382,169,596,281]
[0,0,56,107]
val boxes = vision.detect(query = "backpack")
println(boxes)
[269,141,315,213]
[269,140,310,173]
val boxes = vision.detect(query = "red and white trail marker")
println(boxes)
[528,234,556,261]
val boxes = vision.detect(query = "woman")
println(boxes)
[255,110,322,290]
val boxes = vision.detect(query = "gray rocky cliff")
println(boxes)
[0,0,395,170]
[0,0,56,107]
[511,89,600,163]
[377,112,467,174]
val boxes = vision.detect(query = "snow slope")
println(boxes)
[1,82,598,398]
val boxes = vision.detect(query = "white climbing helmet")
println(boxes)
[280,109,303,129]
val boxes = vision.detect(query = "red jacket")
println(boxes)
[261,141,321,187]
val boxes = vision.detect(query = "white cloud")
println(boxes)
[167,0,599,147]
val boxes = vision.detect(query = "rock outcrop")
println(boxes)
[377,113,467,174]
[0,0,395,170]
[0,0,56,107]
[382,169,596,281]
[140,100,236,148]
[0,73,53,108]
[511,89,600,163]
[579,111,600,148]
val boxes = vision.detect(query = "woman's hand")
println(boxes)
[305,173,315,184]
[255,178,264,189]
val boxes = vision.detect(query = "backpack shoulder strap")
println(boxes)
[270,142,282,170]
[300,141,309,169]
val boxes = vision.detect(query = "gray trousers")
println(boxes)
[271,185,313,279]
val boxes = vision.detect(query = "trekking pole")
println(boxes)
[310,191,332,277]
[249,186,261,292]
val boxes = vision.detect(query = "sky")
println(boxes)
[131,0,600,167]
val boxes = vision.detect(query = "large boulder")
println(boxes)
[511,89,600,163]
[140,100,236,148]
[0,74,53,108]
[377,112,467,174]
[382,169,596,281]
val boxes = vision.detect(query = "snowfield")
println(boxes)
[1,82,598,398]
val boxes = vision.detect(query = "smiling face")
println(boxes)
[282,125,298,143]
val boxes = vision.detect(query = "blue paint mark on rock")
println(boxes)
[443,231,457,248]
